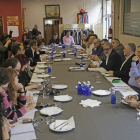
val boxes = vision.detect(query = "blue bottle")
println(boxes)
[50,54,53,60]
[77,82,82,94]
[48,65,51,74]
[62,45,65,49]
[86,84,91,95]
[75,48,77,52]
[72,49,75,53]
[82,83,87,95]
[51,43,53,47]
[63,52,65,58]
[81,55,84,60]
[74,52,77,57]
[80,60,83,67]
[59,41,62,46]
[111,91,116,104]
[87,81,91,94]
[71,43,73,48]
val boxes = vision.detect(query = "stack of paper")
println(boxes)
[11,123,36,140]
[79,99,101,108]
[69,67,85,71]
[88,67,107,73]
[54,95,71,101]
[54,116,75,131]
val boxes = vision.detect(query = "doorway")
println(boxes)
[43,18,63,45]
[0,17,3,37]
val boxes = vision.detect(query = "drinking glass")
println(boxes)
[43,89,49,99]
[54,102,61,108]
[46,116,55,125]
[96,77,101,83]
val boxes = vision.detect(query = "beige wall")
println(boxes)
[112,0,140,47]
[22,0,102,38]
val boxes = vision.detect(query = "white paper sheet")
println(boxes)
[88,67,107,73]
[7,26,19,37]
[11,132,36,140]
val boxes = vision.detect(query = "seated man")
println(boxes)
[101,39,108,47]
[109,43,136,84]
[25,40,47,66]
[111,38,125,62]
[128,45,140,93]
[22,27,32,42]
[90,42,122,71]
[48,33,61,45]
[63,31,75,45]
[80,34,86,49]
[89,39,103,58]
[32,24,41,36]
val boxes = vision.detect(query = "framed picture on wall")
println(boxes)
[7,16,19,26]
[45,5,60,17]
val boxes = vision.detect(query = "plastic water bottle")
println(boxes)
[82,83,87,95]
[48,65,51,74]
[111,91,116,104]
[59,41,62,46]
[87,81,91,94]
[86,84,91,95]
[81,55,84,60]
[77,81,82,94]
[74,52,77,57]
[50,54,53,60]
[62,45,65,49]
[51,43,53,47]
[75,48,77,52]
[63,52,65,58]
[80,60,83,67]
[71,43,73,48]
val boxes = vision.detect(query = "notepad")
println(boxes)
[11,123,35,135]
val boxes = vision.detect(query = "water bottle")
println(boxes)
[80,60,83,67]
[75,48,77,52]
[71,43,73,48]
[82,82,86,89]
[81,55,84,60]
[86,84,91,95]
[87,81,91,94]
[63,52,65,58]
[48,65,51,74]
[82,83,87,95]
[77,81,82,94]
[111,91,116,104]
[51,43,53,47]
[59,41,62,46]
[72,49,75,53]
[74,52,77,57]
[62,45,65,49]
[50,54,53,60]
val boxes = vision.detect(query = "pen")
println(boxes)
[34,126,43,133]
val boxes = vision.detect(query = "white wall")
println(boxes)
[22,0,102,37]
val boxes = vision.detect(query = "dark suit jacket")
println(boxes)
[100,50,122,71]
[92,45,103,56]
[114,54,136,84]
[25,47,41,66]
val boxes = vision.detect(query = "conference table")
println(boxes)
[33,46,140,140]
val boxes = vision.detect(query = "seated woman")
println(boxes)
[3,68,36,120]
[15,54,38,91]
[37,39,48,54]
[48,33,61,45]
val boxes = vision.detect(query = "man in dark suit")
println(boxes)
[109,43,136,84]
[25,40,47,66]
[90,42,122,71]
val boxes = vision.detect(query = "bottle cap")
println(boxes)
[87,81,90,84]
[78,81,81,84]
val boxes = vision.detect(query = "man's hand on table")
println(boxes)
[109,71,114,76]
[90,64,97,68]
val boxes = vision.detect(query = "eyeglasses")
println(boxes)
[0,85,7,91]
[103,48,111,51]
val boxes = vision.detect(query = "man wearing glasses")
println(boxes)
[90,42,122,71]
[109,43,136,84]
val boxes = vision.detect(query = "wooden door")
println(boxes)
[52,25,59,35]
[0,17,3,37]
[45,25,53,45]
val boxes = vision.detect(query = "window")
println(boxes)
[123,0,140,37]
